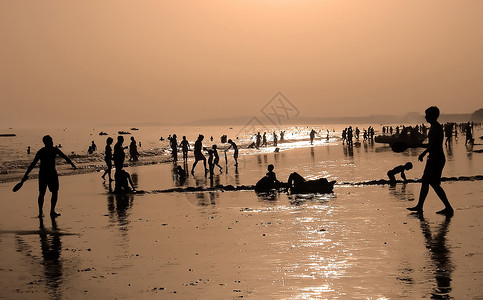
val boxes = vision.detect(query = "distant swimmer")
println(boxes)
[179,136,190,162]
[19,135,76,218]
[101,137,114,182]
[387,162,413,184]
[273,132,278,147]
[225,139,239,167]
[407,106,454,215]
[191,134,208,174]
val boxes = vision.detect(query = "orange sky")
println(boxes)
[1,1,482,127]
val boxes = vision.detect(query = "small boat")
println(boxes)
[289,179,336,194]
[99,132,108,136]
[0,134,16,137]
[130,128,139,131]
[118,131,131,135]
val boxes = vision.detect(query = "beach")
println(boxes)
[1,136,483,299]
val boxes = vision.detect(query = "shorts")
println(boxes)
[39,171,59,192]
[422,156,445,185]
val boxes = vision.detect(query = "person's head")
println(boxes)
[117,136,124,143]
[42,135,53,147]
[173,134,177,138]
[198,134,204,141]
[425,106,440,123]
[228,139,233,144]
[404,162,413,170]
[106,137,113,145]
[131,136,135,141]
[182,136,186,140]
[176,166,183,171]
[91,141,94,144]
[212,145,217,150]
[267,164,274,172]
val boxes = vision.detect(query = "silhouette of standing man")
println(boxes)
[407,106,454,215]
[113,136,126,171]
[21,135,76,218]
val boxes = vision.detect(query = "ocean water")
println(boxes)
[0,123,482,184]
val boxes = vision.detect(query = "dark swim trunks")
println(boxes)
[39,170,59,192]
[422,156,445,185]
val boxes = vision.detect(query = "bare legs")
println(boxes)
[407,182,453,215]
[38,188,60,218]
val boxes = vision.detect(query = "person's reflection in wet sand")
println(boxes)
[417,214,453,298]
[310,147,315,162]
[38,216,63,300]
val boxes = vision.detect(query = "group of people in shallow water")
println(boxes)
[17,106,477,219]
[342,126,376,145]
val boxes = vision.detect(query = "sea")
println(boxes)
[0,123,482,185]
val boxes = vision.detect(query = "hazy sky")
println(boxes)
[1,1,482,127]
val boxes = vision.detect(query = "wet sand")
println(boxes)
[1,143,483,299]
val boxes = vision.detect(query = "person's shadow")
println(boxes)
[417,214,453,298]
[38,216,63,300]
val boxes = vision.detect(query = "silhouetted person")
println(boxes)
[387,162,413,184]
[20,135,76,218]
[226,139,238,167]
[280,131,285,141]
[87,145,94,155]
[407,106,454,215]
[212,145,223,173]
[179,136,190,162]
[273,132,278,146]
[255,164,281,192]
[465,122,473,145]
[129,136,139,162]
[310,129,316,145]
[176,165,186,179]
[170,134,178,162]
[91,141,97,152]
[101,137,114,181]
[113,136,127,171]
[114,169,136,193]
[27,146,31,154]
[191,134,207,174]
[255,132,261,149]
[262,132,267,147]
[207,149,214,178]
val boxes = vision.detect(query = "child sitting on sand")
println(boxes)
[387,162,413,184]
[114,169,136,193]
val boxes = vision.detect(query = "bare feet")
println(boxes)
[50,211,61,218]
[436,208,454,215]
[406,206,423,213]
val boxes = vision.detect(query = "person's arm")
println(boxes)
[225,144,232,152]
[22,152,41,182]
[401,171,407,182]
[57,149,76,170]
